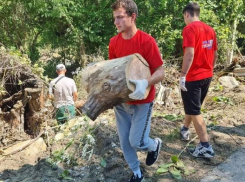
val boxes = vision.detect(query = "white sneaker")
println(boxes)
[188,143,215,158]
[180,126,190,140]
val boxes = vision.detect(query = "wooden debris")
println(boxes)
[234,68,245,77]
[81,53,151,120]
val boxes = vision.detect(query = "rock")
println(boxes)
[54,133,64,141]
[3,138,47,156]
[23,138,47,155]
[111,142,117,148]
[218,76,239,89]
[68,117,84,128]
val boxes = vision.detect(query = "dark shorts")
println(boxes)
[181,77,212,115]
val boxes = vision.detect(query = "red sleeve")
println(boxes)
[142,37,163,70]
[109,39,116,59]
[182,26,195,49]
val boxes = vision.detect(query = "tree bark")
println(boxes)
[81,53,151,120]
[227,19,237,65]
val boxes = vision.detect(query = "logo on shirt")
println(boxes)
[202,40,213,49]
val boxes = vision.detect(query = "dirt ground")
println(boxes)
[0,75,245,182]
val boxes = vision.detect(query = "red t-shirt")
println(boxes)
[109,30,163,104]
[182,21,218,81]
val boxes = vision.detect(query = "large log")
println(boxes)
[81,53,151,120]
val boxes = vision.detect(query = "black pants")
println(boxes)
[181,77,212,115]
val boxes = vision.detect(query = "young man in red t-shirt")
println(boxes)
[179,2,218,158]
[109,0,164,181]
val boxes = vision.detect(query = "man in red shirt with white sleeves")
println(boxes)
[179,2,218,158]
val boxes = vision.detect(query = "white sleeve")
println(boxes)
[72,80,77,92]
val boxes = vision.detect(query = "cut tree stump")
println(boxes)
[0,48,53,147]
[81,53,151,120]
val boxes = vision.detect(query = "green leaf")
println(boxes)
[163,114,182,121]
[18,80,23,85]
[100,157,106,167]
[156,167,168,174]
[65,139,74,150]
[177,160,185,168]
[171,155,179,163]
[159,163,174,169]
[59,170,72,180]
[170,168,182,180]
[184,169,196,175]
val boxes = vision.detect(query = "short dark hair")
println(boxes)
[111,0,138,18]
[183,2,200,17]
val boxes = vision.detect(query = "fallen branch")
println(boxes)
[1,129,45,156]
[0,116,87,158]
[226,132,242,145]
[0,91,22,107]
[178,135,198,158]
[76,107,83,116]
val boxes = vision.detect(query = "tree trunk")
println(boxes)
[227,18,237,65]
[81,53,151,120]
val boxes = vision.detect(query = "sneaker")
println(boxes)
[146,138,162,166]
[188,143,215,158]
[128,170,144,182]
[180,126,190,141]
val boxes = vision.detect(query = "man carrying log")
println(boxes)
[48,64,78,124]
[179,2,218,158]
[109,0,165,181]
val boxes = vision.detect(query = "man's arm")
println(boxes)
[48,82,54,100]
[73,91,78,102]
[147,66,165,86]
[128,65,164,100]
[181,47,194,77]
[213,50,218,68]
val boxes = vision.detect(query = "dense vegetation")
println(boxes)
[0,0,244,77]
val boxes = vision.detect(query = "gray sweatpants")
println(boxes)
[114,102,156,171]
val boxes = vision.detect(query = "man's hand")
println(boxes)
[129,79,148,100]
[48,94,54,101]
[179,77,187,91]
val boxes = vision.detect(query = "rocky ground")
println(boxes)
[0,74,245,182]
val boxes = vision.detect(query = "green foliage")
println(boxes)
[213,84,224,91]
[153,112,183,122]
[171,155,179,163]
[59,170,73,180]
[208,114,222,127]
[157,155,195,180]
[136,0,187,58]
[46,139,77,167]
[153,111,165,117]
[100,157,107,167]
[212,96,234,105]
[0,0,245,68]
[166,128,180,141]
[163,114,183,121]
